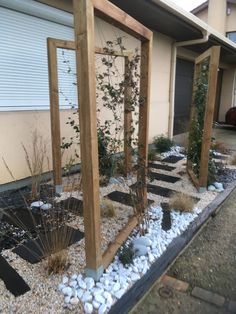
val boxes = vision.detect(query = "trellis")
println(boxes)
[187,46,220,192]
[47,38,133,193]
[48,0,152,279]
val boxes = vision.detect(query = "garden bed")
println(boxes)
[0,151,236,313]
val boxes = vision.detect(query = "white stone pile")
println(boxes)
[58,205,203,313]
[161,145,186,159]
[208,182,224,192]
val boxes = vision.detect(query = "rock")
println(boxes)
[131,273,140,282]
[98,304,107,314]
[109,177,120,185]
[115,289,125,299]
[30,201,44,208]
[95,294,105,304]
[148,253,155,263]
[77,289,84,299]
[62,287,72,297]
[40,203,52,210]
[81,291,92,303]
[133,244,148,256]
[58,283,65,291]
[112,282,120,292]
[92,300,100,309]
[208,185,216,191]
[72,289,78,298]
[64,296,71,304]
[84,303,93,314]
[62,276,68,284]
[85,278,95,290]
[78,278,87,290]
[70,297,79,305]
[71,274,78,280]
[213,182,223,190]
[133,236,151,247]
[69,280,77,288]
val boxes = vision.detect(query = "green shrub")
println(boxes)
[118,243,134,266]
[153,135,173,153]
[148,149,156,161]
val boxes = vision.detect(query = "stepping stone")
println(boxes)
[162,156,184,164]
[147,184,173,197]
[13,226,84,264]
[59,197,83,215]
[106,191,154,207]
[148,163,175,172]
[149,172,180,183]
[0,255,30,296]
[213,154,228,160]
[161,203,172,231]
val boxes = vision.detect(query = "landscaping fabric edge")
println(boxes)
[108,180,236,314]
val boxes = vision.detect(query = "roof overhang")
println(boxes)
[110,0,236,64]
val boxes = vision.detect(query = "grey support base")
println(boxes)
[198,187,207,193]
[55,185,63,194]
[85,266,104,281]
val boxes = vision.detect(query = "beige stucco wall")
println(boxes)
[194,8,208,23]
[0,6,173,184]
[219,67,236,121]
[226,4,236,32]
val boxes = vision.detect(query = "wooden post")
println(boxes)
[199,46,220,187]
[124,55,133,175]
[47,39,62,193]
[73,0,103,280]
[137,38,152,209]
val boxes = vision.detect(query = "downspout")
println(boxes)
[168,30,209,138]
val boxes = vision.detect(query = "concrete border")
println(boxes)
[108,180,236,314]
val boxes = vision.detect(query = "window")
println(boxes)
[0,7,77,111]
[226,31,236,43]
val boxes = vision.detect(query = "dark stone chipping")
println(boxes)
[162,156,184,164]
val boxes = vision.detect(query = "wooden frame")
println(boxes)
[187,46,220,192]
[48,0,152,279]
[47,38,134,192]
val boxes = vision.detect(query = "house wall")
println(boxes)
[219,67,236,121]
[194,9,208,23]
[0,3,173,185]
[227,4,236,32]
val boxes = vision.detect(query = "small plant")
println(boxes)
[118,242,134,266]
[148,148,157,161]
[21,129,48,200]
[100,199,116,218]
[168,192,195,213]
[153,135,173,153]
[230,153,236,166]
[46,249,68,275]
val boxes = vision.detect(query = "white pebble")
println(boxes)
[98,304,107,314]
[62,287,72,297]
[78,279,87,290]
[115,289,125,299]
[92,300,100,309]
[62,276,69,284]
[95,294,105,304]
[81,291,92,303]
[69,280,77,288]
[112,282,120,292]
[84,303,93,314]
[64,296,71,304]
[77,289,84,299]
[70,297,79,305]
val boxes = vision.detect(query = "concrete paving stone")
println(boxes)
[191,287,225,307]
[228,300,236,313]
[161,275,189,292]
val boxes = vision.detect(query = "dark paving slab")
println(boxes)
[161,203,172,231]
[149,172,180,183]
[59,197,83,215]
[106,191,154,207]
[162,156,184,164]
[0,255,30,296]
[147,184,174,197]
[13,227,84,264]
[148,163,176,172]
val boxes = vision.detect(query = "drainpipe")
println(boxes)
[168,30,209,138]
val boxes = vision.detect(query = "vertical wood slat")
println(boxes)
[137,38,153,209]
[47,38,62,189]
[199,46,221,187]
[73,0,102,274]
[124,55,133,174]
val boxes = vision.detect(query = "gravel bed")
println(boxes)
[0,149,235,313]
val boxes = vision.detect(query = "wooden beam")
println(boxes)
[73,0,103,279]
[93,0,152,41]
[199,46,221,187]
[124,55,133,174]
[137,37,153,209]
[47,38,62,191]
[102,215,138,269]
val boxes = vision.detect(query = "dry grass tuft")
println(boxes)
[46,250,69,275]
[169,192,195,212]
[230,153,236,166]
[211,141,228,154]
[100,199,116,218]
